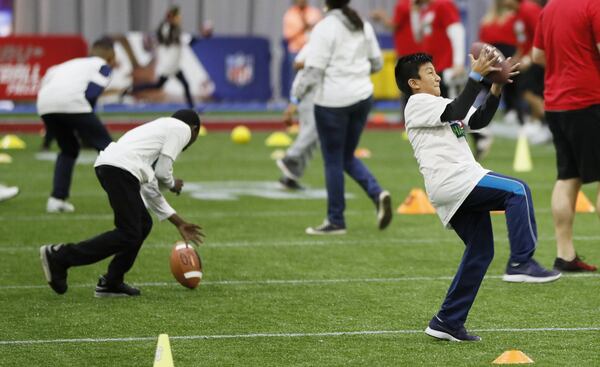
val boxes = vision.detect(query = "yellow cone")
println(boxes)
[153,334,174,367]
[265,132,292,147]
[0,153,12,163]
[199,126,208,136]
[513,134,532,172]
[0,135,26,150]
[397,188,436,214]
[575,191,595,213]
[231,125,251,144]
[492,350,534,364]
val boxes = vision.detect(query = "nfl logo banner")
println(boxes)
[191,36,271,101]
[226,53,254,87]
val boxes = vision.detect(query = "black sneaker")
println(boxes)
[554,255,597,272]
[276,157,302,181]
[503,258,562,283]
[305,220,347,235]
[376,190,392,230]
[94,276,141,297]
[425,315,481,342]
[278,177,305,190]
[39,244,68,294]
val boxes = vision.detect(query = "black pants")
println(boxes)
[58,166,153,284]
[41,113,112,200]
[133,71,194,108]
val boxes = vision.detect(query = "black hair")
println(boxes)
[91,37,114,52]
[172,109,201,128]
[394,53,434,96]
[326,0,363,30]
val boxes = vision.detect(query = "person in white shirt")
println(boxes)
[293,0,392,235]
[40,109,204,297]
[37,38,116,214]
[396,51,559,342]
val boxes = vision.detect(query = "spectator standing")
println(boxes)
[532,0,600,272]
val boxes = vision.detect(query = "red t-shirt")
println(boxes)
[479,14,517,47]
[534,0,600,111]
[420,0,461,71]
[514,0,542,55]
[393,0,421,56]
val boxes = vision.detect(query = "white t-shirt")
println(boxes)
[305,14,381,107]
[37,57,111,115]
[404,93,489,227]
[95,117,192,221]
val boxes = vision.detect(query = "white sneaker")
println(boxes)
[47,197,75,213]
[0,186,19,202]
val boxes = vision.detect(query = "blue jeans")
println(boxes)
[314,96,383,227]
[438,172,537,329]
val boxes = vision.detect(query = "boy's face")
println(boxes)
[409,62,441,96]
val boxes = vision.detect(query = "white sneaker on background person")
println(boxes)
[0,185,19,202]
[46,197,75,213]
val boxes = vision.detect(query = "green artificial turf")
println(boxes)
[0,131,598,366]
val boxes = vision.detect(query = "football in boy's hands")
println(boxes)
[470,42,512,84]
[170,241,203,289]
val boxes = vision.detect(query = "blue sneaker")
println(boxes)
[425,315,481,342]
[503,258,562,283]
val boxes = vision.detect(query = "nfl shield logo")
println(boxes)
[226,53,254,87]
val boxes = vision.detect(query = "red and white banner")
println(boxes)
[0,35,87,100]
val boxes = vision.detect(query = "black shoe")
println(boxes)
[425,315,481,342]
[305,220,347,235]
[94,276,141,297]
[276,157,302,181]
[554,255,597,272]
[376,190,392,230]
[39,244,68,294]
[278,177,305,190]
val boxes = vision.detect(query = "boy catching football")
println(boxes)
[395,50,560,342]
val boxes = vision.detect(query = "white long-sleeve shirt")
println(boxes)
[405,93,489,227]
[95,117,191,220]
[304,10,382,107]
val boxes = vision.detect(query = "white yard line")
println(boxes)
[1,327,599,346]
[1,273,598,291]
[3,235,600,252]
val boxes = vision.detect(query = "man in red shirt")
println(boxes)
[371,0,422,58]
[415,0,465,98]
[532,0,600,272]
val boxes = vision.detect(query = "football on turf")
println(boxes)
[170,241,203,289]
[470,42,512,84]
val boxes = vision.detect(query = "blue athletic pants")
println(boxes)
[437,172,537,329]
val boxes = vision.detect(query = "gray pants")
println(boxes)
[285,93,319,178]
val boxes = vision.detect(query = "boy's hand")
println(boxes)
[490,58,521,96]
[469,47,502,77]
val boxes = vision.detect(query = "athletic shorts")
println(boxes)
[518,64,544,97]
[546,104,600,183]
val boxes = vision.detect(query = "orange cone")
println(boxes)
[492,350,534,364]
[575,191,595,213]
[397,188,436,214]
